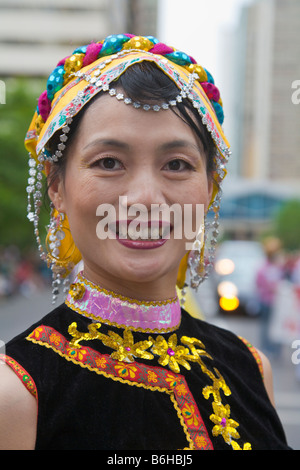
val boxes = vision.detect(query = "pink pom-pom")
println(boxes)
[201,82,220,102]
[83,42,103,67]
[149,43,174,55]
[38,90,51,121]
[57,56,68,67]
[124,33,135,38]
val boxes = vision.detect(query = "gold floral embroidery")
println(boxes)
[68,322,102,348]
[231,441,252,450]
[149,334,192,373]
[210,402,240,444]
[66,321,252,450]
[101,329,153,362]
[187,345,252,450]
[68,322,153,362]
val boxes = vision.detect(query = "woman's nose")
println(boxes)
[122,170,167,211]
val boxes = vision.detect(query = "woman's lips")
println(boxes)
[113,220,172,249]
[116,237,168,250]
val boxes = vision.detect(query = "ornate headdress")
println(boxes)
[25,34,230,303]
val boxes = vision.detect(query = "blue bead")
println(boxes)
[204,68,214,84]
[72,45,88,54]
[212,102,224,125]
[100,34,129,55]
[164,51,192,66]
[145,35,159,45]
[47,66,65,101]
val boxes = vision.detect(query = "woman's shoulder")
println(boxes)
[0,362,37,450]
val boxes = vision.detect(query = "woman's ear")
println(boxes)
[47,166,66,213]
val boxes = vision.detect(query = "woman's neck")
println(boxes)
[82,264,178,302]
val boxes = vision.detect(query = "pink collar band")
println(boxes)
[65,272,181,333]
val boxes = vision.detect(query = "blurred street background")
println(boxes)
[0,0,299,449]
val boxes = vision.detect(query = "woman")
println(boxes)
[0,34,290,450]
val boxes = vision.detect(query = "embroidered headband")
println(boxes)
[24,34,230,301]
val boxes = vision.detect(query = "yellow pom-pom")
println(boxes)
[122,36,153,52]
[64,53,85,83]
[186,64,208,82]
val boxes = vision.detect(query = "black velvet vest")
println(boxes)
[5,304,290,450]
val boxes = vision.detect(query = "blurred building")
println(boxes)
[235,0,300,185]
[0,0,158,76]
[218,0,300,238]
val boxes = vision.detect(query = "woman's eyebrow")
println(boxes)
[158,139,202,153]
[83,138,130,151]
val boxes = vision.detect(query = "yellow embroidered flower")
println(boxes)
[165,374,178,388]
[195,435,208,449]
[67,347,87,362]
[210,402,240,444]
[147,371,158,383]
[182,403,200,427]
[114,363,137,379]
[49,333,61,347]
[102,328,153,362]
[150,334,191,373]
[95,357,107,369]
[32,327,44,339]
[175,383,188,397]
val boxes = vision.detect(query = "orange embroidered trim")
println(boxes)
[26,325,213,450]
[239,336,264,379]
[0,354,38,399]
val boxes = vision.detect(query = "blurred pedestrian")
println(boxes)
[291,255,300,381]
[256,237,283,357]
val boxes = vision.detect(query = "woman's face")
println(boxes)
[49,93,213,299]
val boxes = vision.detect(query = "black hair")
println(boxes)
[47,61,217,187]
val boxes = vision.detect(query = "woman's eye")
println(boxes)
[96,157,123,170]
[165,159,193,171]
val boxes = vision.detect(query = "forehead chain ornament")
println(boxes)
[26,40,230,303]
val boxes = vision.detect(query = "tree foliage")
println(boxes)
[273,199,300,252]
[0,77,46,251]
